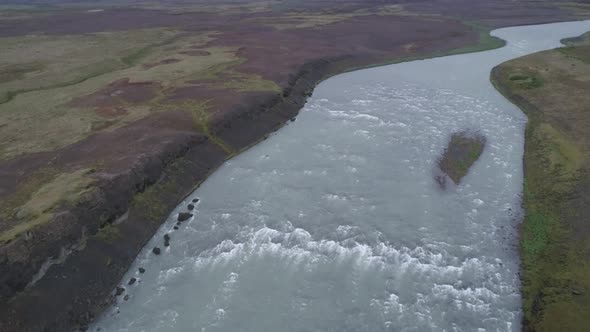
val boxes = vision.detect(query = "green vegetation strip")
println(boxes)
[491,45,590,331]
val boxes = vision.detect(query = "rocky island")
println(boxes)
[436,131,486,189]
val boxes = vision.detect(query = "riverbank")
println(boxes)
[491,32,590,331]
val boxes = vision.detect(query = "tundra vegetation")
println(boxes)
[492,31,590,331]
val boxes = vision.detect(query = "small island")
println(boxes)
[436,131,486,188]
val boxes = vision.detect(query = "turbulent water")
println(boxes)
[92,21,590,332]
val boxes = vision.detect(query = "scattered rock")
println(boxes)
[123,295,130,301]
[290,117,296,122]
[164,234,171,247]
[138,267,145,274]
[176,221,181,226]
[572,289,583,295]
[192,198,200,203]
[128,278,137,285]
[187,204,194,211]
[173,226,179,230]
[115,287,125,296]
[152,247,161,255]
[177,212,192,222]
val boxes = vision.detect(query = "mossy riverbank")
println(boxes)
[491,33,590,331]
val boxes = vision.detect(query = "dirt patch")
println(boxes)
[435,131,486,189]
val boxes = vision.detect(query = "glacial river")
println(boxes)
[92,20,590,331]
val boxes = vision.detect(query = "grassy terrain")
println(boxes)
[0,168,96,242]
[491,33,590,331]
[0,24,283,241]
[437,131,486,184]
[0,28,176,103]
[0,28,280,160]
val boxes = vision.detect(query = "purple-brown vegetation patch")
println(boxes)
[69,78,158,108]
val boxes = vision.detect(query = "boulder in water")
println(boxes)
[177,212,192,222]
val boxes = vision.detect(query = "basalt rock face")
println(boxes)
[0,55,351,332]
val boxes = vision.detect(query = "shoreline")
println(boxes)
[490,52,588,331]
[490,28,590,329]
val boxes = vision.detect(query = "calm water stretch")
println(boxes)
[92,20,590,331]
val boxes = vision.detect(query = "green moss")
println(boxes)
[0,168,58,222]
[508,72,544,89]
[447,22,506,55]
[188,103,236,154]
[95,223,122,243]
[121,46,153,66]
[522,209,551,261]
[130,165,187,224]
[131,186,169,224]
[0,168,96,242]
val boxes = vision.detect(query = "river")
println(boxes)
[91,20,590,332]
